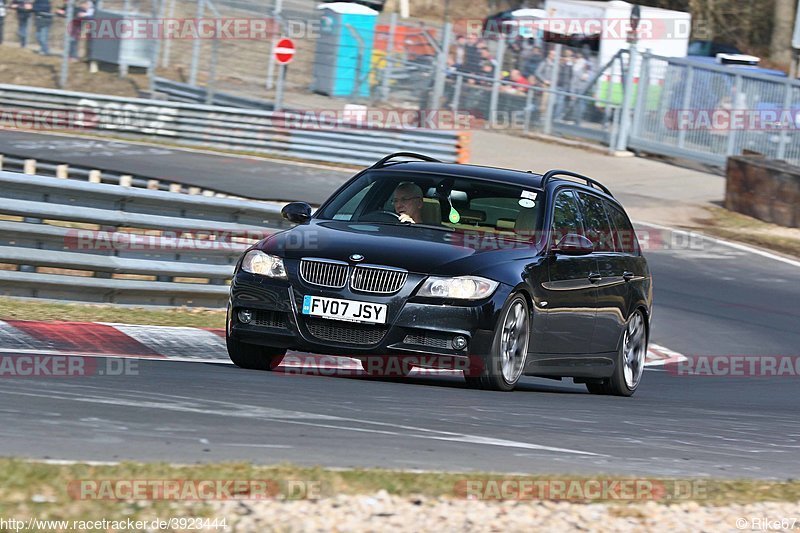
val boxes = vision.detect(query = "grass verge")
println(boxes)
[689,206,800,259]
[1,458,799,524]
[0,297,225,328]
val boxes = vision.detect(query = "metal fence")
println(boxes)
[0,83,469,166]
[629,53,800,167]
[0,169,288,307]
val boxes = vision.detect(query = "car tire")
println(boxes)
[585,309,647,397]
[225,305,286,371]
[465,293,530,392]
[226,335,286,371]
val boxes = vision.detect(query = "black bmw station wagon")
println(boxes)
[227,153,652,396]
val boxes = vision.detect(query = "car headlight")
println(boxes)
[241,250,287,279]
[417,276,499,300]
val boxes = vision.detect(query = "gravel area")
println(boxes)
[211,492,800,532]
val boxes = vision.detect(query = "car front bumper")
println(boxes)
[227,271,509,361]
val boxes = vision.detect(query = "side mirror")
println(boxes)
[281,202,312,224]
[553,233,594,256]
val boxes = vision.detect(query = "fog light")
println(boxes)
[452,335,468,350]
[238,309,253,324]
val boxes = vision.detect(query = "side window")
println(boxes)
[576,192,615,252]
[606,202,640,254]
[551,190,582,244]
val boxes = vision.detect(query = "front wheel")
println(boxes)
[226,335,286,370]
[465,293,530,391]
[586,309,647,396]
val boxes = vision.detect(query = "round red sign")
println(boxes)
[275,38,296,65]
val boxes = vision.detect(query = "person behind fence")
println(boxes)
[519,42,543,78]
[534,48,557,114]
[502,68,529,93]
[569,52,595,123]
[56,0,93,60]
[553,48,575,120]
[10,0,32,47]
[32,0,51,54]
[460,34,482,74]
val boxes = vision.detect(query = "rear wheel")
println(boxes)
[465,293,529,392]
[586,309,647,396]
[226,336,286,371]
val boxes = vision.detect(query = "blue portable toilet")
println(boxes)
[312,2,378,97]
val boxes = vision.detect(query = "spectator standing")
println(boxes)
[534,48,557,114]
[10,0,32,47]
[554,48,574,119]
[57,0,94,59]
[32,0,51,54]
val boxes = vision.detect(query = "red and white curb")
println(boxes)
[0,320,686,370]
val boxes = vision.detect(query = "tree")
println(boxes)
[770,0,796,65]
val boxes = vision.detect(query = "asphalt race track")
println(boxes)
[0,132,798,479]
[0,131,352,203]
[1,228,798,479]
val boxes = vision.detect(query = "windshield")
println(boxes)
[316,171,544,239]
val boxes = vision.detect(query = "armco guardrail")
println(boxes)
[0,84,471,166]
[0,170,290,307]
[0,153,243,198]
[153,78,276,110]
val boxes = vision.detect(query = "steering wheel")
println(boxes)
[360,210,402,223]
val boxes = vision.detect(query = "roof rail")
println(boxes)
[371,152,443,169]
[540,169,613,197]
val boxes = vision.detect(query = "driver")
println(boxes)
[391,182,424,224]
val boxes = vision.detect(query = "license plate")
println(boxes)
[302,295,387,324]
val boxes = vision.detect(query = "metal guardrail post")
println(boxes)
[429,22,453,110]
[523,87,534,134]
[615,45,638,151]
[609,106,621,154]
[189,0,206,86]
[149,0,167,98]
[161,0,176,67]
[630,51,649,140]
[451,74,463,115]
[265,0,283,91]
[206,33,221,105]
[677,66,694,150]
[726,74,743,157]
[379,13,398,102]
[59,0,75,89]
[777,77,794,160]
[489,37,506,126]
[543,44,562,136]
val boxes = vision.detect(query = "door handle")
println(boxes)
[623,271,634,281]
[588,273,602,283]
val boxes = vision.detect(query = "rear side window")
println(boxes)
[576,192,615,252]
[551,190,582,244]
[606,202,641,254]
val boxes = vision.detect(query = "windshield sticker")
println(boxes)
[520,191,538,200]
[518,199,536,208]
